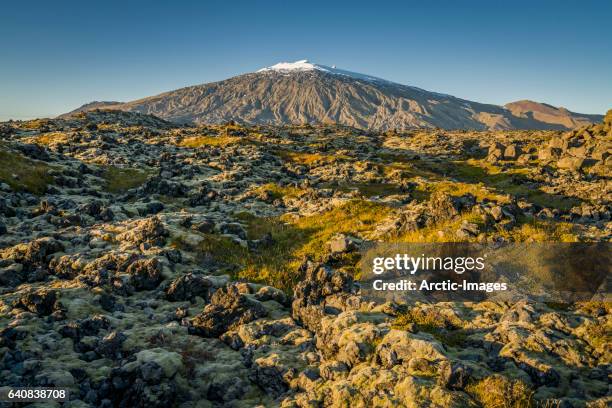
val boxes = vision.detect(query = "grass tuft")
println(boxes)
[254,183,305,199]
[274,149,349,165]
[0,147,53,194]
[33,132,68,145]
[179,135,244,148]
[102,166,152,193]
[175,200,391,292]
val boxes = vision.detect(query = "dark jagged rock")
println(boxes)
[96,331,127,359]
[187,185,218,206]
[165,272,212,302]
[14,289,59,316]
[139,176,188,197]
[0,327,27,349]
[126,258,162,291]
[59,315,110,341]
[15,143,50,161]
[292,260,353,333]
[106,355,181,408]
[138,201,164,216]
[190,284,267,337]
[0,198,17,217]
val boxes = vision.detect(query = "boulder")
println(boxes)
[0,198,16,217]
[14,289,59,316]
[117,216,168,247]
[328,234,360,254]
[96,331,127,359]
[218,222,248,240]
[126,258,162,290]
[376,329,447,369]
[557,156,584,171]
[487,142,505,162]
[165,273,212,302]
[456,220,479,238]
[437,360,472,390]
[59,315,110,340]
[2,237,64,272]
[503,144,521,160]
[190,284,267,337]
[292,261,354,333]
[538,147,562,161]
[548,137,566,150]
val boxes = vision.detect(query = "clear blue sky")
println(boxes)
[1,0,611,120]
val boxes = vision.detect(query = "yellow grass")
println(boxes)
[179,135,243,148]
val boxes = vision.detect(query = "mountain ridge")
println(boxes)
[63,60,604,130]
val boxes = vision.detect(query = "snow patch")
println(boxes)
[257,59,388,83]
[258,59,319,72]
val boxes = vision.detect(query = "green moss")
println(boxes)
[181,346,214,379]
[377,152,417,164]
[102,166,152,193]
[254,183,304,200]
[325,182,401,198]
[0,147,54,194]
[392,308,467,347]
[544,302,571,311]
[467,375,534,408]
[419,180,508,204]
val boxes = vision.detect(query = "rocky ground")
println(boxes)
[0,109,610,407]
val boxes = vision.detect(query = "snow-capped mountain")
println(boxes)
[65,60,602,130]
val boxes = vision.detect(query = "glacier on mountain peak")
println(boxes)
[257,59,319,72]
[256,59,388,83]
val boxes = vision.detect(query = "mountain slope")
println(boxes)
[504,100,604,129]
[65,60,603,130]
[65,101,123,115]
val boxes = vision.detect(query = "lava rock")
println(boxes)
[165,273,212,302]
[126,258,162,290]
[190,284,267,337]
[292,260,353,333]
[96,331,127,359]
[14,289,59,316]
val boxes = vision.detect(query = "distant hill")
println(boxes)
[64,101,123,116]
[504,100,603,130]
[64,60,603,130]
